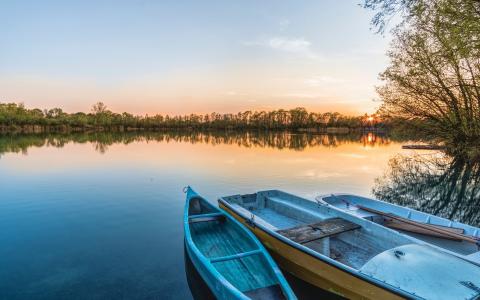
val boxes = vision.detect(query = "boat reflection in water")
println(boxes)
[373,150,480,227]
[281,273,344,300]
[184,244,216,300]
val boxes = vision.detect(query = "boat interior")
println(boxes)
[188,197,286,299]
[320,195,480,258]
[221,191,416,270]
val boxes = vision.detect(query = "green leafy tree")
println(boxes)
[366,0,480,144]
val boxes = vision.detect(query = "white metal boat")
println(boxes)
[219,190,480,300]
[317,193,480,265]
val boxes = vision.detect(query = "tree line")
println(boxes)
[0,102,384,131]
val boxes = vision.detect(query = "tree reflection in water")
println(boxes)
[373,152,480,227]
[0,130,398,157]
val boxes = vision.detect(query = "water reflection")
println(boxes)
[0,130,401,157]
[3,130,479,298]
[373,152,480,227]
[0,130,407,299]
[184,244,215,300]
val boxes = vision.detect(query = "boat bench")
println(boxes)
[277,217,361,244]
[188,212,226,224]
[210,249,262,263]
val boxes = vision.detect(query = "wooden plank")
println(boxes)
[188,214,225,224]
[357,205,480,244]
[384,219,464,241]
[385,218,464,234]
[277,218,360,244]
[210,249,262,263]
[189,212,224,219]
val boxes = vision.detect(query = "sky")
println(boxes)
[0,0,391,115]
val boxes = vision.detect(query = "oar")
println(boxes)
[357,205,480,245]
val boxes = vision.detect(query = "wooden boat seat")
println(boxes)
[210,249,262,263]
[244,284,286,300]
[277,217,361,244]
[188,212,226,224]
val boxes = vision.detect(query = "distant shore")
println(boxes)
[0,103,391,135]
[0,124,386,134]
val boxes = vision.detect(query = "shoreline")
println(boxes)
[0,125,387,135]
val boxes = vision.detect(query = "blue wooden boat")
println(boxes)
[219,190,480,300]
[317,193,480,265]
[183,186,296,300]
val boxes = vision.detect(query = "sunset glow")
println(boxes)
[0,1,389,115]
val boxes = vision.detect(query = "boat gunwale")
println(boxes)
[218,193,423,300]
[317,193,480,237]
[184,187,296,300]
[317,193,480,266]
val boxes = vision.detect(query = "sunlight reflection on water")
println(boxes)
[0,131,405,299]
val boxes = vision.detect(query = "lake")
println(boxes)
[1,131,478,299]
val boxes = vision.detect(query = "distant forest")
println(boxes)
[0,102,388,133]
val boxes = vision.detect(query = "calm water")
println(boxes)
[1,131,478,299]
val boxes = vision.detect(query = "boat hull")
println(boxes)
[318,194,480,238]
[318,194,480,265]
[186,238,250,300]
[184,187,296,300]
[185,238,227,299]
[219,203,405,300]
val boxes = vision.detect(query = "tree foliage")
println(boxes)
[366,0,480,144]
[363,0,418,33]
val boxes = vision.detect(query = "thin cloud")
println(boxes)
[243,37,320,59]
[304,76,346,86]
[279,93,319,99]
